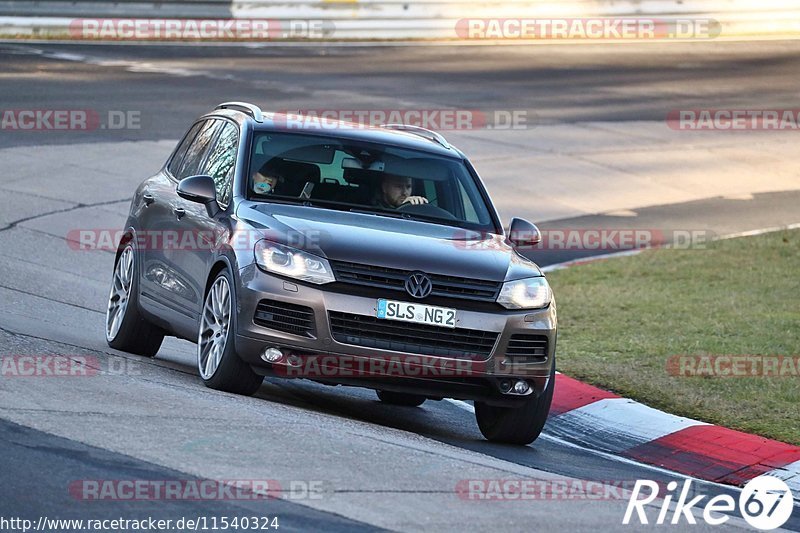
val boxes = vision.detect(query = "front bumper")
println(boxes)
[234,264,557,406]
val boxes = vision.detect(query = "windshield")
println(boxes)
[246,131,497,231]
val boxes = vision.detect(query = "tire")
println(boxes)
[376,390,426,407]
[197,269,263,396]
[474,371,555,445]
[105,243,164,357]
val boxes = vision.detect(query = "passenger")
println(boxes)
[374,175,428,209]
[252,164,282,195]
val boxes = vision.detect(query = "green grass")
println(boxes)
[547,228,800,444]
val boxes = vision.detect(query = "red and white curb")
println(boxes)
[548,374,800,494]
[476,223,800,497]
[447,374,800,500]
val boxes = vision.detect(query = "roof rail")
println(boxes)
[215,102,263,123]
[380,124,451,150]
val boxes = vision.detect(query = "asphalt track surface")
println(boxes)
[1,40,799,531]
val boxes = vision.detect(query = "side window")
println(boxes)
[200,122,239,207]
[167,122,203,177]
[457,180,481,223]
[176,120,220,179]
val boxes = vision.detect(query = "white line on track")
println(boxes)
[717,222,800,240]
[540,222,800,273]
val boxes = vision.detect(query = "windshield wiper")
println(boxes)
[351,206,468,228]
[257,196,354,211]
[349,208,407,219]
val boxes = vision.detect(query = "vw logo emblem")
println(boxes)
[405,272,432,299]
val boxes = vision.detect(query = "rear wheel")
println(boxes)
[197,269,263,396]
[474,373,555,445]
[105,244,164,357]
[376,390,426,407]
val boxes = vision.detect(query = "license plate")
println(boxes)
[376,299,457,328]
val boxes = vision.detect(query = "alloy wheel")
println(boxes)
[198,275,231,379]
[106,245,134,341]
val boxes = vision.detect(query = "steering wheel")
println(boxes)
[397,202,458,220]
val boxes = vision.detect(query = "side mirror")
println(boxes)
[177,175,220,217]
[508,217,542,248]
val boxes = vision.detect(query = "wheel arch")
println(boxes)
[204,255,237,300]
[114,228,137,262]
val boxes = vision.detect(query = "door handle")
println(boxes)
[173,207,186,219]
[142,193,155,206]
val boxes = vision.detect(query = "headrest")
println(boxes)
[258,159,320,182]
[343,158,452,184]
[342,168,382,185]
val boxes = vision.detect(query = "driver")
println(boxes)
[374,175,428,209]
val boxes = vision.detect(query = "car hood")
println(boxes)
[239,202,541,282]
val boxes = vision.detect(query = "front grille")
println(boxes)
[330,260,502,302]
[506,334,548,363]
[328,311,499,359]
[254,300,315,337]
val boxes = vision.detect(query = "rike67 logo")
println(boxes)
[624,475,794,530]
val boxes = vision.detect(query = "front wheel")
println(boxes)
[474,374,555,445]
[376,390,426,407]
[105,244,164,357]
[197,269,263,396]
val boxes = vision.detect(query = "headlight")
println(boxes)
[254,240,335,285]
[497,276,552,309]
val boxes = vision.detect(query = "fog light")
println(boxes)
[261,347,283,363]
[513,380,530,394]
[286,354,302,367]
[499,379,512,393]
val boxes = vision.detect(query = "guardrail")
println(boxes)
[1,0,798,40]
[0,0,233,18]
